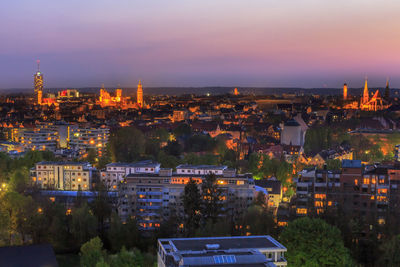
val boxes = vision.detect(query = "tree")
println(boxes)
[90,183,112,239]
[280,217,353,266]
[109,247,144,267]
[201,174,223,223]
[109,127,145,162]
[86,148,97,165]
[239,205,276,236]
[157,151,180,169]
[9,169,29,193]
[80,237,105,267]
[173,123,191,138]
[164,141,183,157]
[325,159,341,170]
[108,214,140,252]
[71,203,97,246]
[378,235,400,267]
[182,179,201,236]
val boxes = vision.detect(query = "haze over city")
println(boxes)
[1,0,400,89]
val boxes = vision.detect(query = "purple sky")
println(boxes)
[1,0,400,89]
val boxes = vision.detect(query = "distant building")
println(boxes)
[343,79,390,111]
[137,80,143,108]
[255,179,283,209]
[280,119,304,147]
[33,60,43,105]
[157,236,287,267]
[69,126,109,156]
[20,129,58,152]
[343,83,348,100]
[171,109,188,122]
[30,162,95,191]
[57,89,79,98]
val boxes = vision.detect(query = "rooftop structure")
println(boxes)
[157,236,287,267]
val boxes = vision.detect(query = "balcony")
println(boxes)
[137,198,162,203]
[297,182,310,187]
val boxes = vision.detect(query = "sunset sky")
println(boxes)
[1,0,399,89]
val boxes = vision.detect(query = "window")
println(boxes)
[297,208,307,215]
[213,255,236,264]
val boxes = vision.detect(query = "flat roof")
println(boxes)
[176,164,228,170]
[36,161,90,166]
[106,160,160,168]
[342,159,362,168]
[161,236,285,251]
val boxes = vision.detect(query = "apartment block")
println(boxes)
[100,160,161,190]
[20,129,58,152]
[294,160,400,233]
[69,127,109,156]
[118,164,255,230]
[30,162,94,191]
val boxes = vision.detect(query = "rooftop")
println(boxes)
[176,164,228,170]
[161,236,286,252]
[106,160,160,168]
[0,244,58,267]
[342,159,362,168]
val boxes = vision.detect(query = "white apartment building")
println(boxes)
[30,162,94,191]
[100,160,161,190]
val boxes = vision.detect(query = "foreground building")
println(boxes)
[294,160,400,234]
[118,164,256,230]
[157,236,287,267]
[100,160,161,190]
[30,162,95,191]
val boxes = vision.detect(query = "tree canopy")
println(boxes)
[280,217,353,267]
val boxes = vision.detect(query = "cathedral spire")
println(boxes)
[363,77,369,104]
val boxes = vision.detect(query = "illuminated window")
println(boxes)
[297,208,307,215]
[363,178,370,185]
[314,194,326,200]
[354,179,358,185]
[378,188,387,194]
[278,221,288,227]
[315,201,324,207]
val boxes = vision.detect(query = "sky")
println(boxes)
[0,0,400,89]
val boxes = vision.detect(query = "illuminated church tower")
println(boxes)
[34,60,43,105]
[343,83,348,100]
[137,80,143,108]
[233,87,239,95]
[362,78,369,104]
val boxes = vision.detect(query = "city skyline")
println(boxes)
[1,0,400,89]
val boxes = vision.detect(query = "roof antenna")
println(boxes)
[36,59,40,72]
